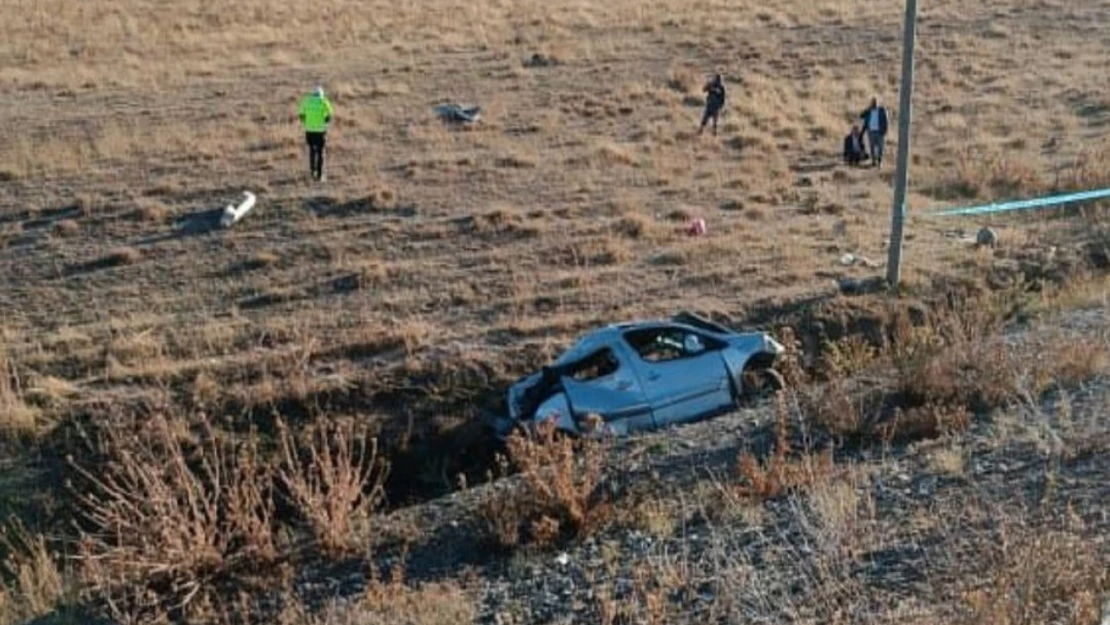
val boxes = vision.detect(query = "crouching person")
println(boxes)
[843,124,868,166]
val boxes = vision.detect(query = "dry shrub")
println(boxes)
[819,334,878,379]
[800,285,1108,450]
[964,523,1110,625]
[0,519,66,624]
[129,200,170,223]
[366,185,396,208]
[888,300,1017,411]
[801,378,876,442]
[874,402,972,445]
[736,393,836,500]
[354,567,476,625]
[665,65,701,94]
[613,214,655,240]
[0,343,39,436]
[52,218,80,238]
[592,141,637,166]
[1032,337,1110,393]
[478,419,611,549]
[1057,143,1110,195]
[596,561,679,625]
[68,413,277,620]
[947,148,1045,200]
[553,238,631,268]
[892,295,1106,410]
[276,417,390,557]
[273,567,476,625]
[99,247,142,268]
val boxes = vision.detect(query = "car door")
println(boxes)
[622,326,733,428]
[558,346,655,434]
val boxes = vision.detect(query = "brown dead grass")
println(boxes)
[270,572,476,625]
[736,393,837,500]
[796,288,1110,447]
[964,520,1110,625]
[0,519,66,625]
[0,341,38,437]
[68,412,278,619]
[0,0,1109,620]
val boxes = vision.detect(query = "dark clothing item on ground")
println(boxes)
[843,131,867,166]
[305,131,327,180]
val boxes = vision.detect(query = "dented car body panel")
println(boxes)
[491,312,785,439]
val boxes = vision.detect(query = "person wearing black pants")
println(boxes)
[298,86,334,181]
[306,131,327,181]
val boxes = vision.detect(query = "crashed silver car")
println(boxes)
[489,312,786,439]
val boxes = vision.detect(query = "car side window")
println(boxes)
[566,348,620,381]
[624,328,713,363]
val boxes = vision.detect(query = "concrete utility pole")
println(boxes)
[886,0,919,288]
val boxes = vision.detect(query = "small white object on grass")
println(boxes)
[221,191,257,228]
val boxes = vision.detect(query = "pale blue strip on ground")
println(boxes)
[928,187,1110,217]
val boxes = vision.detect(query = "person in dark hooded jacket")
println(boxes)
[698,73,727,136]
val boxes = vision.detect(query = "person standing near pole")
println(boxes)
[298,86,334,181]
[859,96,889,168]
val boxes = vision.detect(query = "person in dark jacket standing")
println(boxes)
[859,96,889,167]
[698,74,726,136]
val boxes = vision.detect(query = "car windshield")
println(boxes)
[624,327,709,362]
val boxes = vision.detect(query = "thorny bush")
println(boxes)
[276,416,390,557]
[66,411,391,623]
[479,417,612,549]
[68,412,278,622]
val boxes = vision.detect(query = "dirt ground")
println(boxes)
[1,0,1107,448]
[0,0,1109,621]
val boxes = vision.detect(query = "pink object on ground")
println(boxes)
[687,217,707,236]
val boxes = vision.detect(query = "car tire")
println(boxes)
[738,366,785,405]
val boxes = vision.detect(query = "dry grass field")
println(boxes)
[0,0,1109,622]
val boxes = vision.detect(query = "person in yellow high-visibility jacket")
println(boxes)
[298,86,334,181]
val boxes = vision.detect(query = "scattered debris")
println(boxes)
[976,226,999,248]
[838,253,880,268]
[523,53,559,68]
[488,311,785,439]
[687,217,707,236]
[837,276,887,296]
[220,191,257,228]
[434,103,482,125]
